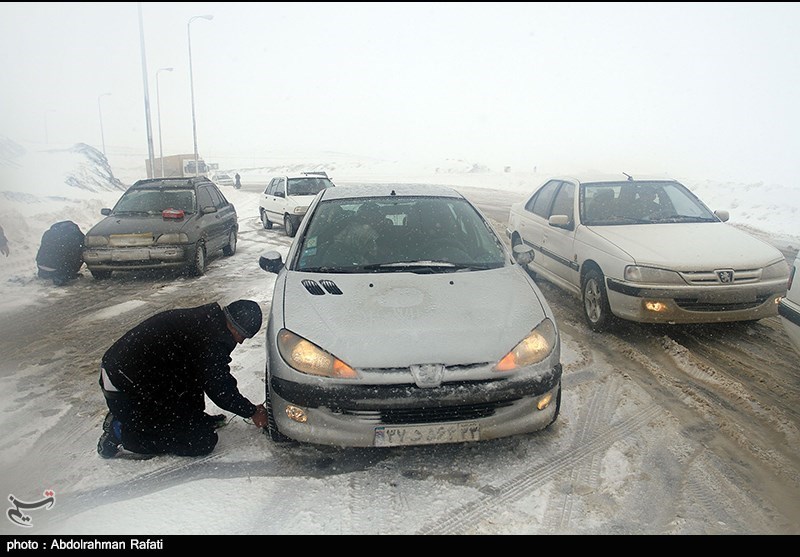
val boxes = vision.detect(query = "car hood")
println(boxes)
[281,266,548,369]
[87,215,193,237]
[587,222,784,269]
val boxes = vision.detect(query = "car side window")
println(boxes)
[550,182,575,222]
[207,185,226,208]
[265,179,277,195]
[526,180,561,218]
[276,178,286,198]
[197,186,214,211]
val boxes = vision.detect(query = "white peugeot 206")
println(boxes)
[506,174,790,332]
[258,183,562,448]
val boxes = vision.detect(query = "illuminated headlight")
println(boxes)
[762,260,790,280]
[494,318,556,372]
[155,233,189,244]
[293,206,307,215]
[277,329,358,379]
[624,265,684,284]
[84,235,108,247]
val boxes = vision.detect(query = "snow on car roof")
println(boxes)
[319,183,463,201]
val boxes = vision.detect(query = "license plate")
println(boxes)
[112,249,149,262]
[374,422,480,447]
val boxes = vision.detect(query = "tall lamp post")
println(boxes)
[97,93,111,157]
[155,67,173,177]
[187,14,213,177]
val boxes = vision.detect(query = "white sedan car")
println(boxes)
[778,253,800,356]
[506,174,790,331]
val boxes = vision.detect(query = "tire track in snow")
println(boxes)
[417,403,663,535]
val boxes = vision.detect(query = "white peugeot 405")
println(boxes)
[258,184,562,448]
[506,174,789,332]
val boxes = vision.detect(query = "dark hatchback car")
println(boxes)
[82,177,238,279]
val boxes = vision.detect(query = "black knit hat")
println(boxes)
[223,300,262,338]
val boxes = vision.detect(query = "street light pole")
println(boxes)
[156,67,174,177]
[188,14,213,177]
[138,2,156,178]
[97,93,111,157]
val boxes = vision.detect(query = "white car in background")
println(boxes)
[506,174,790,331]
[211,172,235,188]
[259,172,334,237]
[778,253,800,356]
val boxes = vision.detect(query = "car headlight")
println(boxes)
[762,259,790,280]
[277,329,358,379]
[155,233,189,244]
[624,265,685,284]
[84,235,108,247]
[494,318,557,372]
[293,206,307,215]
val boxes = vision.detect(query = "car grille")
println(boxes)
[337,399,517,425]
[678,268,761,285]
[673,295,770,311]
[108,233,154,247]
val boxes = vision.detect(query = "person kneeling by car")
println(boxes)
[97,300,269,458]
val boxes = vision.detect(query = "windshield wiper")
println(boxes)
[362,261,466,274]
[650,215,718,223]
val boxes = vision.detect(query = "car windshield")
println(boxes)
[287,177,333,196]
[580,181,718,225]
[113,188,196,215]
[295,196,508,273]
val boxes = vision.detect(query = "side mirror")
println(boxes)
[548,214,571,229]
[714,210,730,222]
[201,205,218,214]
[275,191,285,198]
[259,251,284,274]
[101,208,112,216]
[512,243,535,266]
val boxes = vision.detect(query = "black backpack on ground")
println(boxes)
[36,220,85,286]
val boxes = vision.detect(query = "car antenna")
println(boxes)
[390,189,397,196]
[623,172,633,181]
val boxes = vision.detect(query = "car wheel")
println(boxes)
[546,381,562,427]
[284,215,297,237]
[187,241,206,276]
[582,268,612,332]
[90,269,112,280]
[261,209,272,229]
[265,373,291,443]
[223,229,237,256]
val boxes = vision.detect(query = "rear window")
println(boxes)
[287,178,333,196]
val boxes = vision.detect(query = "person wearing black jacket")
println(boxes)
[97,300,269,458]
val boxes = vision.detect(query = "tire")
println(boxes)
[546,381,562,427]
[582,268,613,332]
[264,371,291,443]
[187,241,206,277]
[90,269,112,280]
[284,215,297,237]
[223,229,237,256]
[261,210,272,230]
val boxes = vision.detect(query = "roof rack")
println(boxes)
[301,171,329,178]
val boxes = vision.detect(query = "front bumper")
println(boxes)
[268,364,562,447]
[82,245,189,271]
[605,277,785,323]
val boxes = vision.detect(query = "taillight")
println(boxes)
[162,208,185,219]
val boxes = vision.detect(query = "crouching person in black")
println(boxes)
[97,300,269,458]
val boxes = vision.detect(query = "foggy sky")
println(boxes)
[1,2,799,185]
